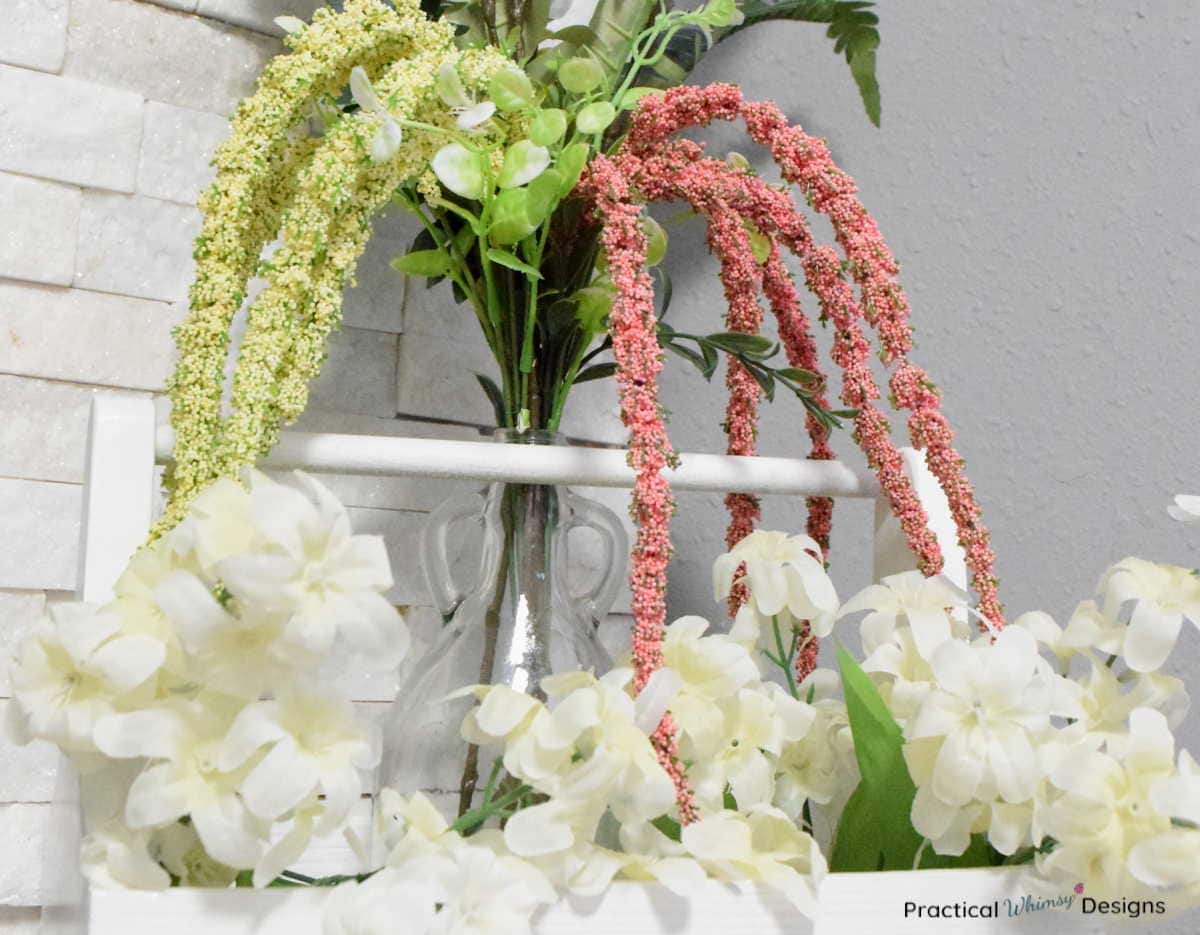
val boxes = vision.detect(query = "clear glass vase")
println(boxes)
[378,431,628,819]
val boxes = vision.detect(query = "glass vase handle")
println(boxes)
[554,489,628,625]
[420,490,490,616]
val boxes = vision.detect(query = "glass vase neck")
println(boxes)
[492,428,564,446]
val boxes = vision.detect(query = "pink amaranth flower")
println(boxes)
[577,83,1007,818]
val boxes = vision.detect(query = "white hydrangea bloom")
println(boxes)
[154,569,298,698]
[903,627,1064,855]
[92,696,268,870]
[1128,749,1200,890]
[1036,708,1180,896]
[81,821,171,891]
[1101,557,1200,672]
[461,669,676,858]
[216,471,407,667]
[839,570,969,661]
[680,806,825,913]
[686,685,813,813]
[712,530,838,639]
[10,602,164,754]
[218,688,381,832]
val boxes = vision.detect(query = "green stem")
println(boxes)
[450,779,534,835]
[771,615,801,699]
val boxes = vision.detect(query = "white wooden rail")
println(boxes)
[41,394,976,935]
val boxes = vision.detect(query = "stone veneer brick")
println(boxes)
[64,0,277,115]
[0,173,80,287]
[0,65,143,193]
[0,0,68,73]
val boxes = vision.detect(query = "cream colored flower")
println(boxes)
[323,870,440,935]
[839,570,968,661]
[687,685,813,813]
[1101,557,1200,672]
[1128,749,1200,890]
[81,821,171,891]
[218,687,381,833]
[1037,708,1178,896]
[154,569,298,698]
[680,806,824,913]
[10,602,164,754]
[713,531,838,638]
[216,471,408,667]
[92,696,267,870]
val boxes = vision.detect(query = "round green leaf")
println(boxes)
[497,140,551,190]
[489,67,536,113]
[436,61,469,108]
[618,87,663,111]
[574,283,613,332]
[558,58,606,94]
[489,189,536,245]
[576,101,616,135]
[526,168,564,225]
[556,142,590,196]
[529,108,568,147]
[644,215,668,266]
[431,143,485,201]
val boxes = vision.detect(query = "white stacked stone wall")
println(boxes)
[0,2,630,928]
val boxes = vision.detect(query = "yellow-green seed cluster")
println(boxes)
[159,0,509,532]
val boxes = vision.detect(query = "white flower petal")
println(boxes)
[241,739,319,820]
[88,635,165,693]
[1124,602,1182,672]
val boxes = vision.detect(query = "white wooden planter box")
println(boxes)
[43,870,1105,934]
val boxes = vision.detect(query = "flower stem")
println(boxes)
[771,614,801,699]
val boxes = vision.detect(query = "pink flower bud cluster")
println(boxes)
[577,82,1006,820]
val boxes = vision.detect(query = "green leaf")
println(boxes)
[574,283,613,332]
[836,643,924,871]
[704,332,775,357]
[722,1,881,126]
[576,101,617,134]
[664,341,715,381]
[475,372,506,424]
[778,367,821,385]
[498,140,551,189]
[489,67,537,112]
[830,781,883,872]
[747,363,776,401]
[619,87,664,111]
[650,814,682,842]
[574,361,618,383]
[529,108,568,147]
[431,143,485,200]
[545,25,599,46]
[558,57,606,94]
[556,142,590,196]
[653,265,673,319]
[486,247,543,280]
[526,168,564,225]
[390,249,450,277]
[644,216,668,266]
[488,190,536,245]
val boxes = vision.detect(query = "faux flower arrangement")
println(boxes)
[8,0,1200,930]
[12,479,1200,930]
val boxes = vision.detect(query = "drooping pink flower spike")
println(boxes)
[623,84,1005,629]
[628,145,945,585]
[581,156,699,824]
